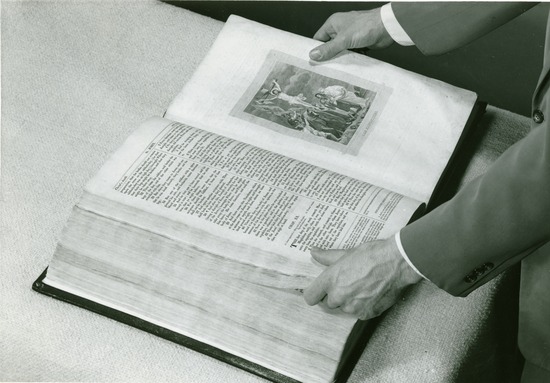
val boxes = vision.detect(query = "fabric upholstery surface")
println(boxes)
[0,1,531,382]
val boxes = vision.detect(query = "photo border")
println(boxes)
[230,50,392,155]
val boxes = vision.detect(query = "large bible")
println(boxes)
[33,16,482,383]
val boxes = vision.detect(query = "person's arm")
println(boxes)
[304,2,547,320]
[391,2,536,55]
[401,118,550,297]
[310,2,536,61]
[304,119,550,317]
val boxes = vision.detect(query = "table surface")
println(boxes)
[0,1,531,382]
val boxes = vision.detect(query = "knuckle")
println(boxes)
[326,14,340,24]
[331,291,344,304]
[341,305,357,315]
[327,294,342,309]
[344,300,361,315]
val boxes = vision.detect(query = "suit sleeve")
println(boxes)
[401,113,550,296]
[394,2,549,297]
[391,2,537,55]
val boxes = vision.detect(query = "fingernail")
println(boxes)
[310,49,322,61]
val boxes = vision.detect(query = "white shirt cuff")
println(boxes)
[394,231,427,280]
[380,3,415,46]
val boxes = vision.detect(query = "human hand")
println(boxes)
[303,238,422,320]
[309,9,393,61]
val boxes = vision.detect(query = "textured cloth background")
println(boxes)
[0,1,531,382]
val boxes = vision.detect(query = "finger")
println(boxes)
[341,300,363,317]
[341,305,356,316]
[325,294,342,309]
[310,247,347,266]
[303,273,328,306]
[309,38,348,61]
[313,18,336,42]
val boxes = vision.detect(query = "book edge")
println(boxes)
[426,100,487,210]
[32,268,301,383]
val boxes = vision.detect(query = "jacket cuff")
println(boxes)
[380,3,414,46]
[395,231,428,280]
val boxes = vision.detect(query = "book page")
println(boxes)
[86,117,422,265]
[45,204,351,383]
[45,117,423,382]
[166,15,478,202]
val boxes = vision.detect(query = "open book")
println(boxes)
[34,16,480,383]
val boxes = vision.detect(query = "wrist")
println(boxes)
[369,8,394,49]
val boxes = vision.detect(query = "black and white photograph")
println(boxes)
[231,50,390,154]
[2,2,548,383]
[239,58,376,144]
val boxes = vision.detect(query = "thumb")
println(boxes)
[310,247,347,266]
[309,38,348,61]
